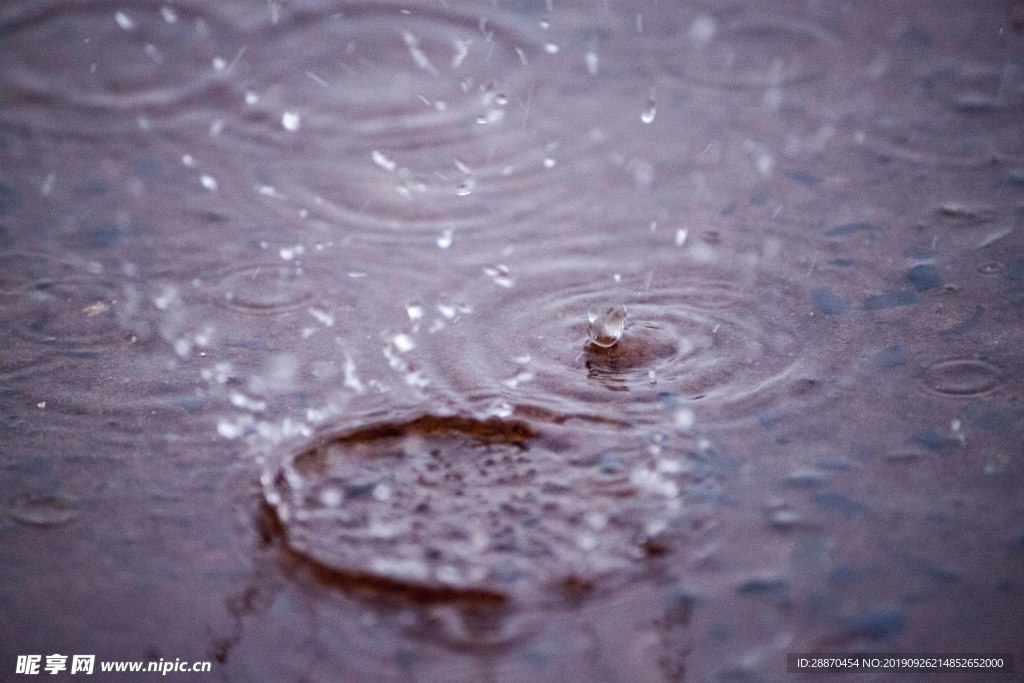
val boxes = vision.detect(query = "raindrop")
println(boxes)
[689,16,717,43]
[641,91,657,124]
[587,305,627,348]
[114,10,134,31]
[437,228,454,249]
[281,111,301,132]
[403,30,439,76]
[371,150,396,172]
[483,265,514,288]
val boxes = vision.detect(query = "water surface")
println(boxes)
[1,1,1022,680]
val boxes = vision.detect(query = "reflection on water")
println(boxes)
[1,0,1022,680]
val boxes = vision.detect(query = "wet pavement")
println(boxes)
[1,1,1023,681]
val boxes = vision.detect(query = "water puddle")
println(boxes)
[262,409,708,606]
[2,0,1022,680]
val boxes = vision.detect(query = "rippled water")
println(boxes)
[2,1,1023,680]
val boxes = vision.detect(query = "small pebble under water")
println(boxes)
[0,1,1022,681]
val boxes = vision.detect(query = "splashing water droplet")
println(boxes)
[587,305,628,348]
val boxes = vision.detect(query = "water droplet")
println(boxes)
[587,305,628,348]
[391,333,416,353]
[402,30,439,75]
[641,92,657,124]
[371,150,396,172]
[114,10,134,31]
[689,16,717,43]
[452,37,471,69]
[484,265,514,288]
[281,111,301,132]
[437,228,454,249]
[200,175,218,191]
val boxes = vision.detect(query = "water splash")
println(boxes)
[588,305,628,348]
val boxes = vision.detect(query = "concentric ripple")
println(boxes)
[648,12,840,89]
[0,0,236,138]
[11,276,149,348]
[212,263,316,315]
[263,410,701,606]
[212,0,598,240]
[416,240,814,430]
[864,60,1024,167]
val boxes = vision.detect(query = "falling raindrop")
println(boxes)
[587,305,628,348]
[641,90,657,124]
[114,10,134,31]
[437,228,454,249]
[281,111,301,132]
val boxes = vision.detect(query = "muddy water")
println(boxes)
[1,0,1023,680]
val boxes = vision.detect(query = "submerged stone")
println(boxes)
[863,289,917,311]
[812,287,849,315]
[906,263,942,291]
